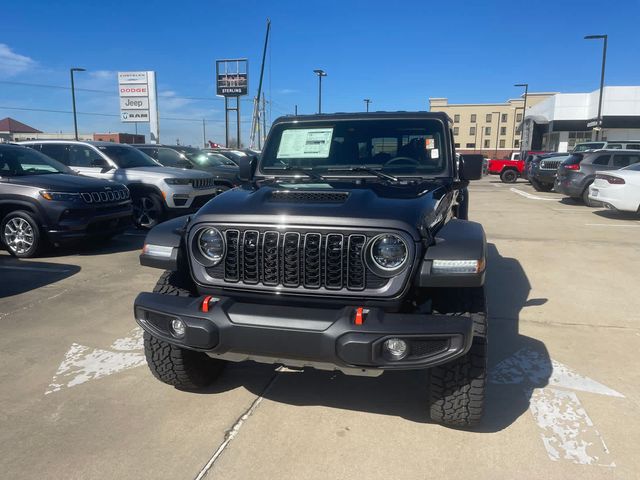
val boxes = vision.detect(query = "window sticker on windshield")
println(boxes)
[425,138,435,149]
[431,148,439,159]
[277,128,334,159]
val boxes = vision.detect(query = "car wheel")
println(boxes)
[500,169,518,183]
[1,210,42,258]
[427,287,487,427]
[531,179,553,192]
[582,185,595,207]
[143,271,226,390]
[132,193,164,229]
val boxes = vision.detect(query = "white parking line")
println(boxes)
[585,223,640,228]
[510,188,558,201]
[0,265,72,274]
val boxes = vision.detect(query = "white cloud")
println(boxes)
[277,88,298,95]
[0,44,35,77]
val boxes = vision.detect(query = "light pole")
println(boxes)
[514,83,528,149]
[584,34,608,140]
[313,69,327,114]
[70,67,85,140]
[493,111,500,157]
[364,98,372,112]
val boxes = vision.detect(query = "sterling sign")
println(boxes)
[118,71,160,142]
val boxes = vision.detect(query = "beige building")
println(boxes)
[429,93,554,158]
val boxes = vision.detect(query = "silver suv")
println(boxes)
[21,141,220,228]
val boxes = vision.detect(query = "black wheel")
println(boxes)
[143,271,226,390]
[500,169,518,183]
[1,210,42,258]
[427,287,487,427]
[531,179,553,192]
[582,185,595,207]
[132,193,164,229]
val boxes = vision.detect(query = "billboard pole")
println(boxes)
[224,96,230,147]
[236,97,241,148]
[148,71,159,143]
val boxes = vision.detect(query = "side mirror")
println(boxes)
[238,155,257,182]
[460,154,484,181]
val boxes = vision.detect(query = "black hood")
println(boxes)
[193,180,454,240]
[7,173,122,191]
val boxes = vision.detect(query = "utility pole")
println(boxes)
[202,119,206,148]
[313,69,327,114]
[262,94,267,147]
[585,34,608,140]
[294,104,298,115]
[70,67,85,140]
[364,98,372,112]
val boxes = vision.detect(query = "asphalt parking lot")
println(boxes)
[1,176,639,480]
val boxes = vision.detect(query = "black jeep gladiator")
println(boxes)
[134,112,487,427]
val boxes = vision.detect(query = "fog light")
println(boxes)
[383,338,408,360]
[170,318,186,338]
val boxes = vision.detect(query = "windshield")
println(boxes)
[0,145,70,176]
[573,142,605,152]
[261,119,448,177]
[186,151,237,167]
[98,145,160,168]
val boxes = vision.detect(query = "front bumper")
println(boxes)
[134,292,474,374]
[46,203,133,242]
[530,168,557,185]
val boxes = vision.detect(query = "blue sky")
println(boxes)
[2,0,639,147]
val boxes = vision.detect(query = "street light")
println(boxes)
[363,98,372,112]
[313,69,327,114]
[70,67,85,140]
[584,34,608,140]
[514,83,528,149]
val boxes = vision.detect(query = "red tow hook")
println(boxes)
[201,295,218,313]
[354,307,365,325]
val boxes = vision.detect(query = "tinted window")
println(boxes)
[623,162,640,171]
[138,147,158,159]
[157,148,183,167]
[608,144,623,149]
[188,152,235,167]
[613,154,640,168]
[98,145,159,168]
[591,155,611,166]
[0,145,70,176]
[40,144,69,165]
[573,142,605,152]
[625,144,640,150]
[68,145,104,167]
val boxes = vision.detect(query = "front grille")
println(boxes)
[196,226,409,295]
[269,191,350,203]
[81,188,129,204]
[191,178,215,189]
[540,160,561,170]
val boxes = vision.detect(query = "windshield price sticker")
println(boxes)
[277,128,334,159]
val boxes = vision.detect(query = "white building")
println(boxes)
[522,86,640,152]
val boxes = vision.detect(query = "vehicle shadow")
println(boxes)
[40,229,146,258]
[199,243,550,431]
[0,257,81,298]
[592,209,640,220]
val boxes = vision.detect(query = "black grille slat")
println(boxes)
[224,230,240,281]
[282,232,301,287]
[242,231,260,284]
[347,235,366,290]
[303,233,322,288]
[262,231,279,285]
[270,191,349,203]
[325,234,344,289]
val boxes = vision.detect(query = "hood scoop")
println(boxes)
[269,190,350,203]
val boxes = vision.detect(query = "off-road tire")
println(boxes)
[143,270,226,390]
[427,287,487,427]
[500,169,518,183]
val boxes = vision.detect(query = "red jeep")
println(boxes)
[487,151,547,183]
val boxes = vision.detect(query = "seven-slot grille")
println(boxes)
[81,189,129,203]
[209,228,381,292]
[191,178,215,189]
[540,159,561,170]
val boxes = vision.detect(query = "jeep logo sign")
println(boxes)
[120,97,149,110]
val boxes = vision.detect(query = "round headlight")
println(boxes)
[370,234,407,271]
[198,228,225,264]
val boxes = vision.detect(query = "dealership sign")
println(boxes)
[118,71,160,142]
[216,59,248,97]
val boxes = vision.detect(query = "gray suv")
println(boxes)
[21,141,219,228]
[555,149,640,206]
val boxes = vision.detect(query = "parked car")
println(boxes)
[589,162,640,213]
[203,148,248,166]
[528,152,571,191]
[21,141,219,229]
[135,111,488,427]
[555,150,640,206]
[520,151,551,181]
[134,145,240,192]
[573,140,640,152]
[0,143,132,257]
[489,151,548,183]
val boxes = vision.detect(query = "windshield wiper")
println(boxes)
[264,165,326,181]
[327,166,399,182]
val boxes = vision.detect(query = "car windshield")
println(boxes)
[98,145,160,168]
[186,151,236,167]
[0,146,70,176]
[260,119,448,177]
[573,142,605,152]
